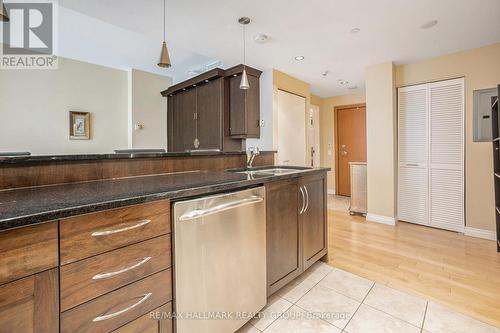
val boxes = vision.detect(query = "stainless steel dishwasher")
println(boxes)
[173,186,266,333]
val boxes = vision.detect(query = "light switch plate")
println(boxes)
[260,120,266,127]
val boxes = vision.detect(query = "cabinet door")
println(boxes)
[173,89,197,151]
[229,75,246,136]
[197,79,223,150]
[300,174,328,271]
[266,179,302,296]
[0,268,59,333]
[245,75,260,138]
[229,74,260,138]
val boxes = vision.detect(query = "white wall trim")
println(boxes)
[366,213,396,226]
[327,189,336,195]
[464,227,496,241]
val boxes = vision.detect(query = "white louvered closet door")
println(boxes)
[428,78,464,232]
[398,85,429,226]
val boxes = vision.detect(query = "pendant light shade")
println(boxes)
[240,68,250,90]
[238,17,250,90]
[158,41,171,68]
[1,1,10,22]
[158,0,171,68]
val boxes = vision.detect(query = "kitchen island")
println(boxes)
[0,153,328,333]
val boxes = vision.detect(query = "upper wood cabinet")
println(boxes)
[226,65,262,138]
[161,65,261,152]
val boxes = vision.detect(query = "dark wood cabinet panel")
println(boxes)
[197,78,223,149]
[0,268,59,333]
[60,200,170,265]
[0,221,58,285]
[229,73,261,138]
[173,89,197,151]
[111,302,172,333]
[300,174,328,270]
[229,75,246,136]
[266,179,302,295]
[61,269,172,333]
[60,234,172,311]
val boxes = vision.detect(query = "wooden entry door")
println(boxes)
[335,104,366,197]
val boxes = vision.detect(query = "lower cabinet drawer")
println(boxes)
[112,302,173,333]
[60,235,172,311]
[61,268,172,333]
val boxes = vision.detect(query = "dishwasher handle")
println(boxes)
[179,196,264,221]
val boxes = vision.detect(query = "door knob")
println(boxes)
[341,151,348,156]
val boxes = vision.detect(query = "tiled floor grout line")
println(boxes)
[260,266,339,332]
[420,302,429,333]
[339,282,376,332]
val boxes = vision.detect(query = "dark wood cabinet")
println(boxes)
[163,65,261,152]
[300,173,328,270]
[265,179,302,295]
[266,172,328,296]
[227,66,261,138]
[0,268,59,333]
[197,78,223,150]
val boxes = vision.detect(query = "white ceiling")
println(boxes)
[57,0,500,97]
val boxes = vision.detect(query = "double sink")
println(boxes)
[230,166,312,177]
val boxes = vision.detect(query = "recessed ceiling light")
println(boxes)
[338,79,349,85]
[294,56,305,61]
[420,20,438,29]
[322,70,329,77]
[254,34,269,43]
[350,28,360,34]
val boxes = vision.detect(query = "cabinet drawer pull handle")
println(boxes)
[92,293,153,322]
[92,257,152,280]
[303,185,309,213]
[91,219,151,237]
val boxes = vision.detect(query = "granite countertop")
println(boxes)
[0,150,277,165]
[0,167,329,231]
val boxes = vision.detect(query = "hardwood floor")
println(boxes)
[328,209,500,328]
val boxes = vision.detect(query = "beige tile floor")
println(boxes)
[327,195,350,213]
[237,261,500,333]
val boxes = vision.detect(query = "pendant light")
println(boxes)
[238,17,250,90]
[158,0,171,68]
[1,0,10,22]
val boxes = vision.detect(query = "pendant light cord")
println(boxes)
[163,0,166,41]
[243,23,246,68]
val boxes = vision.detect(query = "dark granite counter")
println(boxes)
[0,150,276,165]
[0,167,329,231]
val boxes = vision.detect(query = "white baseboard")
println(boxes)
[464,227,496,241]
[366,213,396,226]
[327,189,336,195]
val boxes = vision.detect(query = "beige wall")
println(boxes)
[365,62,397,220]
[128,69,172,149]
[0,56,173,155]
[318,92,366,192]
[0,57,128,154]
[395,42,500,231]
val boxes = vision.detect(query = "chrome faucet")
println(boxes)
[247,147,260,168]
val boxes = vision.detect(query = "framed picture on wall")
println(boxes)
[69,111,90,140]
